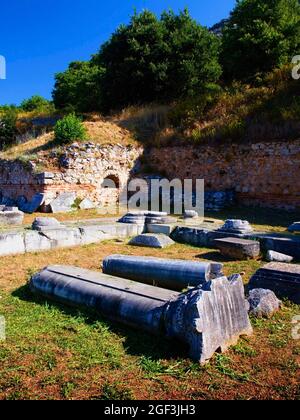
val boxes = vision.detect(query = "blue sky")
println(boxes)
[0,0,236,105]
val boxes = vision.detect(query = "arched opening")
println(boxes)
[102,174,120,189]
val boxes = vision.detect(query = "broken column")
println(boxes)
[30,266,252,364]
[103,255,223,291]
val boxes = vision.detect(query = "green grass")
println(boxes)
[0,233,299,400]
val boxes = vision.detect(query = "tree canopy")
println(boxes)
[221,0,300,81]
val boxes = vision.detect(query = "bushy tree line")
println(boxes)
[52,0,300,114]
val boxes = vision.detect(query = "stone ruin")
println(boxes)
[0,205,24,226]
[30,264,252,364]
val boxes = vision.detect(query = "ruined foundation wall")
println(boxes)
[0,140,299,211]
[148,140,300,210]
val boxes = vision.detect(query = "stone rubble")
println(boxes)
[247,289,281,318]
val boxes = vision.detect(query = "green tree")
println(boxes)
[94,9,221,110]
[221,0,300,81]
[0,108,18,148]
[53,61,104,112]
[20,95,53,112]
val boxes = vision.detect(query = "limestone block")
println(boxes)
[0,232,25,256]
[249,262,300,304]
[219,219,254,234]
[32,217,62,231]
[40,227,82,248]
[0,210,24,226]
[266,250,293,263]
[24,231,52,253]
[79,198,95,210]
[129,234,175,249]
[215,237,260,260]
[49,192,76,213]
[147,223,176,236]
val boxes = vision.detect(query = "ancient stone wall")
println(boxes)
[147,140,300,210]
[0,140,299,211]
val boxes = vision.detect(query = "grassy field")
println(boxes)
[0,235,299,400]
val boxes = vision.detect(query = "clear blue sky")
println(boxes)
[0,0,236,105]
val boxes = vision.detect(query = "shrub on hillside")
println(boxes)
[20,95,55,114]
[0,108,18,149]
[54,114,87,144]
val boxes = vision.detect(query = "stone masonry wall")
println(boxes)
[0,140,299,211]
[147,140,300,210]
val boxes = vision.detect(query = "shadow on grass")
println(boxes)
[12,284,188,362]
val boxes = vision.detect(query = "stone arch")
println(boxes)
[101,174,120,189]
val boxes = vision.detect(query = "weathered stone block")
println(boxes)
[32,217,62,231]
[215,237,260,260]
[249,262,300,304]
[0,232,25,256]
[0,210,24,226]
[247,289,281,318]
[79,198,95,210]
[147,223,176,236]
[219,219,254,234]
[266,250,293,263]
[184,210,199,219]
[49,192,76,213]
[129,233,175,249]
[24,231,52,253]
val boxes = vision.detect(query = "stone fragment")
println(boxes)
[219,219,254,234]
[129,233,175,249]
[18,193,45,214]
[32,217,62,231]
[215,237,260,260]
[0,210,24,226]
[266,250,293,263]
[79,198,96,210]
[249,262,300,304]
[30,266,252,364]
[49,192,76,213]
[247,289,281,318]
[288,222,300,233]
[184,210,199,219]
[103,255,224,291]
[147,223,176,236]
[118,212,146,225]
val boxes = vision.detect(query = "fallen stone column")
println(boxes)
[30,266,252,364]
[103,255,223,291]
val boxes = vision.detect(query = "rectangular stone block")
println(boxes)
[215,237,260,260]
[0,232,25,256]
[249,262,300,304]
[147,223,176,236]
